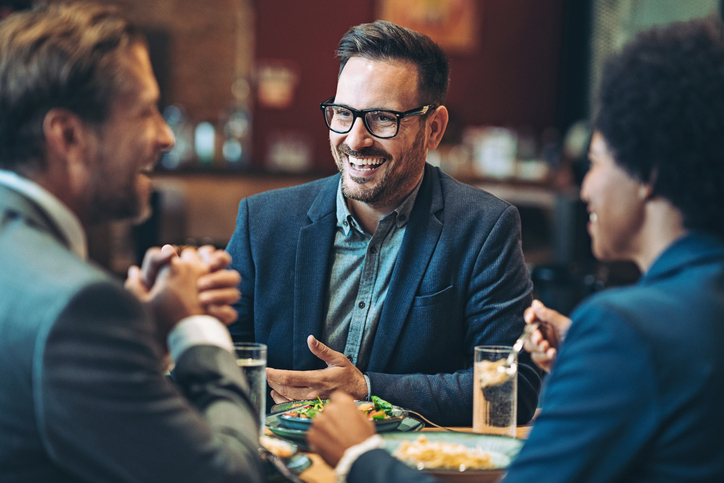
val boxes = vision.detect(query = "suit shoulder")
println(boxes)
[437,170,514,211]
[245,175,335,205]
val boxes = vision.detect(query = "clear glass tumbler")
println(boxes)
[473,345,517,436]
[233,342,267,434]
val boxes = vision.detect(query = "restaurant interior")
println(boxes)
[5,0,721,316]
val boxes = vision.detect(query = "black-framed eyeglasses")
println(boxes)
[320,97,434,139]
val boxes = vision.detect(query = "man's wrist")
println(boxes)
[334,434,384,483]
[167,315,234,362]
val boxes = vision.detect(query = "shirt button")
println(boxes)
[346,354,353,362]
[358,301,365,309]
[343,220,349,227]
[370,246,377,254]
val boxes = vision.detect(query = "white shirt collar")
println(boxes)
[0,170,88,260]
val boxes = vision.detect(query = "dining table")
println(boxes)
[278,417,536,483]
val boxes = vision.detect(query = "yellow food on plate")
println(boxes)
[392,435,496,471]
[260,435,296,458]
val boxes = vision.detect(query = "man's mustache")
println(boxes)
[337,144,389,159]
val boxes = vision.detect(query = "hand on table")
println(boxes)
[266,335,368,403]
[307,391,376,467]
[125,244,241,325]
[523,299,571,372]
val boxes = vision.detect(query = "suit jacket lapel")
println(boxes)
[0,184,69,248]
[293,176,339,369]
[368,165,444,372]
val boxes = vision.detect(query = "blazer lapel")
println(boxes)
[0,184,69,248]
[367,165,444,372]
[293,176,339,369]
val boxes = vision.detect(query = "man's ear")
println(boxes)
[41,109,96,212]
[425,105,449,151]
[42,108,93,169]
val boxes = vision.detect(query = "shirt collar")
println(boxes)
[0,170,88,260]
[335,177,422,235]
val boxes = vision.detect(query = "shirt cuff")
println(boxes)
[334,434,385,483]
[363,374,372,401]
[167,315,234,362]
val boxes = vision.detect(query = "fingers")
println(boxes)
[329,390,356,406]
[140,245,177,288]
[197,245,232,272]
[308,390,376,467]
[270,389,291,404]
[307,335,349,367]
[531,348,557,373]
[198,286,241,306]
[204,304,238,325]
[124,265,148,299]
[197,269,241,291]
[266,368,313,399]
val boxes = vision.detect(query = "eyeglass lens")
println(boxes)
[324,106,398,138]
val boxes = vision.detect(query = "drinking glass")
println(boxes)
[234,342,267,434]
[473,345,517,436]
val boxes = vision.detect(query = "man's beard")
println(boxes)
[332,126,426,207]
[84,158,149,226]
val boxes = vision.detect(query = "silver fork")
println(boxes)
[506,323,539,366]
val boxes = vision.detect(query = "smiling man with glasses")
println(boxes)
[225,20,542,427]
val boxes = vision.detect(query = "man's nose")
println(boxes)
[343,117,374,151]
[158,118,175,153]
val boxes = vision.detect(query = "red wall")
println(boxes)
[253,0,563,173]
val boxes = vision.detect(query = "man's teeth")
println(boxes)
[589,212,598,222]
[349,156,384,169]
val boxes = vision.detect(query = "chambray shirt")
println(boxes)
[322,178,421,374]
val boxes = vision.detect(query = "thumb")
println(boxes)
[124,265,146,298]
[531,299,559,323]
[307,335,348,367]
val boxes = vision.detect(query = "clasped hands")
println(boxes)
[124,244,241,341]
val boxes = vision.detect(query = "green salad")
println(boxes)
[283,395,397,420]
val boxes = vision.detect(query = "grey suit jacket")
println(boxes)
[0,184,263,482]
[227,164,542,426]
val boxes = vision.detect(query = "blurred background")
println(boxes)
[3,0,722,314]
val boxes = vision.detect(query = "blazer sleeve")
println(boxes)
[348,449,443,483]
[37,282,264,483]
[502,301,658,483]
[367,205,540,426]
[226,197,255,342]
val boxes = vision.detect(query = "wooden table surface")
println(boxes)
[294,422,533,483]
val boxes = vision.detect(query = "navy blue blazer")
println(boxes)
[346,232,724,482]
[226,164,541,426]
[503,231,724,482]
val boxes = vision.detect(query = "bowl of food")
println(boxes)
[382,432,523,483]
[276,396,408,432]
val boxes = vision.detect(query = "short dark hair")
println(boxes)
[336,20,449,107]
[595,17,724,238]
[0,2,145,172]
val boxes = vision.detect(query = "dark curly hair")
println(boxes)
[595,17,724,238]
[336,20,449,107]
